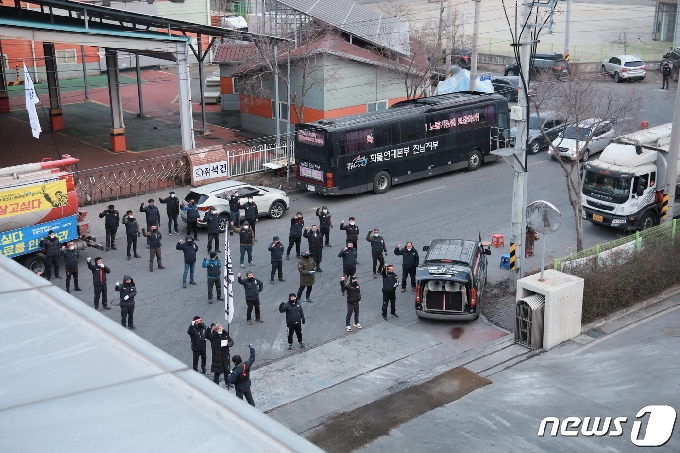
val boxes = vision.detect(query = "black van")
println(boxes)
[415,239,491,320]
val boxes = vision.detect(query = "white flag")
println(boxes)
[23,63,42,139]
[224,239,235,324]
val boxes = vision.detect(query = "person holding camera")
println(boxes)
[237,271,264,324]
[87,256,111,310]
[206,323,234,386]
[115,275,137,329]
[268,236,285,284]
[159,191,180,236]
[227,344,256,406]
[279,293,305,350]
[99,204,120,251]
[202,252,222,304]
[141,225,164,272]
[187,316,208,373]
[286,212,304,260]
[366,228,387,279]
[123,210,141,260]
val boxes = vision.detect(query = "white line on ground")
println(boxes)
[393,185,447,200]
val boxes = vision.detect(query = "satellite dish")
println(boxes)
[526,200,561,235]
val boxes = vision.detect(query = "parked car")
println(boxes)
[504,53,569,80]
[181,180,290,232]
[491,76,519,102]
[448,47,472,70]
[509,111,566,154]
[549,118,615,161]
[660,49,680,81]
[601,55,646,82]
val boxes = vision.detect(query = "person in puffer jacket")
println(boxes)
[40,230,62,280]
[286,212,304,259]
[115,275,137,329]
[60,242,81,293]
[238,271,264,324]
[87,256,111,310]
[341,275,362,332]
[202,251,222,303]
[176,235,198,288]
[99,204,120,251]
[279,293,305,350]
[181,199,200,241]
[123,210,141,260]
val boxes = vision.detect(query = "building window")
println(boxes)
[367,100,388,112]
[272,101,289,121]
[56,49,78,65]
[232,77,239,94]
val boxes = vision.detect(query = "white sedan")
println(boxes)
[550,118,615,161]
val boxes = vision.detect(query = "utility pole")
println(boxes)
[469,0,481,91]
[564,0,571,61]
[445,0,452,75]
[274,44,280,153]
[663,75,680,221]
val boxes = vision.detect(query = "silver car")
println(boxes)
[549,118,615,161]
[601,55,646,82]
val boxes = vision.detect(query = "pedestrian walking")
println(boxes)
[87,256,111,310]
[268,236,285,283]
[341,275,362,332]
[206,323,234,385]
[237,271,264,324]
[379,263,399,321]
[176,235,199,288]
[181,198,200,241]
[141,225,164,271]
[39,229,62,280]
[187,316,208,373]
[338,242,357,295]
[99,204,120,251]
[242,196,258,238]
[316,206,333,247]
[297,250,316,303]
[394,242,419,292]
[286,212,304,259]
[227,189,241,236]
[231,220,255,268]
[203,206,221,253]
[279,293,305,350]
[340,217,360,262]
[227,345,256,406]
[140,199,161,248]
[114,275,137,329]
[303,225,324,272]
[122,210,141,260]
[202,251,223,304]
[60,241,81,293]
[662,63,672,90]
[367,228,387,278]
[159,191,181,236]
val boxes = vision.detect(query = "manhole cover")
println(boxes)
[585,329,606,339]
[662,327,680,337]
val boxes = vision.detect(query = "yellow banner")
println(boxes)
[0,180,69,219]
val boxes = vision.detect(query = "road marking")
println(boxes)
[393,185,447,199]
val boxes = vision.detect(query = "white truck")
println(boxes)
[581,123,678,230]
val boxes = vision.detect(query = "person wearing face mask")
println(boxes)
[279,293,305,350]
[40,229,62,281]
[394,242,419,292]
[366,228,387,278]
[231,220,255,268]
[340,217,360,263]
[203,206,221,253]
[242,196,259,238]
[341,275,362,332]
[303,224,324,272]
[87,256,111,310]
[159,191,180,236]
[286,212,304,260]
[187,316,208,374]
[227,345,256,406]
[99,204,120,251]
[60,241,81,293]
[338,241,357,295]
[140,199,161,248]
[123,210,141,260]
[176,235,199,288]
[237,271,264,324]
[180,199,200,241]
[115,275,137,329]
[315,206,333,247]
[202,252,223,304]
[297,250,316,303]
[206,323,234,386]
[227,190,241,236]
[141,224,164,272]
[268,236,285,284]
[379,263,399,321]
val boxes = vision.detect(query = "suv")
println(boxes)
[510,111,566,154]
[660,49,680,81]
[549,118,614,161]
[504,53,569,80]
[181,180,289,232]
[414,239,491,320]
[601,55,646,82]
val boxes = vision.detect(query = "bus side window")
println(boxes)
[497,112,509,130]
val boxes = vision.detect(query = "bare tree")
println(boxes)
[610,31,631,55]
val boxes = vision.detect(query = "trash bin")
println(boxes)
[514,293,545,350]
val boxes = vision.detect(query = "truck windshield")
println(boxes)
[583,171,631,196]
[563,126,591,140]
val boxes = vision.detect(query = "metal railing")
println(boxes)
[224,135,295,177]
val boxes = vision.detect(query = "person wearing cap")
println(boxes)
[242,196,259,238]
[268,236,285,284]
[181,198,200,241]
[279,293,305,350]
[297,250,316,303]
[367,228,387,279]
[176,235,199,288]
[341,275,362,332]
[379,263,399,321]
[203,206,221,253]
[99,204,120,251]
[140,199,161,248]
[340,217,360,263]
[115,275,137,329]
[316,206,333,247]
[206,323,234,385]
[39,230,62,281]
[159,191,180,236]
[227,345,256,406]
[60,241,81,293]
[202,251,223,303]
[142,224,164,272]
[286,212,305,260]
[231,220,255,268]
[394,242,419,292]
[123,210,141,261]
[303,224,324,272]
[237,271,264,324]
[187,316,208,373]
[87,256,111,310]
[227,190,241,236]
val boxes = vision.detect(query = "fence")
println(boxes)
[224,135,295,177]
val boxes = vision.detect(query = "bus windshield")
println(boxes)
[583,171,631,196]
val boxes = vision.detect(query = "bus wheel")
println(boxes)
[373,171,392,194]
[467,150,482,171]
[22,254,47,274]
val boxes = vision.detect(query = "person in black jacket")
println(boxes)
[394,242,419,292]
[60,242,81,293]
[203,207,221,253]
[115,275,137,329]
[40,230,62,280]
[99,204,120,251]
[159,191,180,235]
[303,225,324,272]
[181,199,200,241]
[87,256,111,310]
[202,252,222,303]
[238,271,264,324]
[242,196,258,237]
[379,263,399,321]
[662,63,672,90]
[140,199,161,248]
[316,206,333,247]
[228,345,256,406]
[268,236,285,284]
[176,235,199,288]
[279,293,305,350]
[286,212,304,259]
[142,225,164,272]
[367,228,387,278]
[341,275,362,332]
[340,217,360,263]
[123,210,141,260]
[227,190,241,236]
[231,221,255,267]
[206,323,234,385]
[187,316,208,373]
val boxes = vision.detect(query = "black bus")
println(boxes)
[294,92,510,195]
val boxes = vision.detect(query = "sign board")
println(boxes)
[194,161,230,182]
[0,214,78,259]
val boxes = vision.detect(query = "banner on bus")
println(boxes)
[0,180,69,219]
[0,214,78,259]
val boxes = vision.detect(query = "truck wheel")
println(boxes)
[639,211,657,230]
[218,214,229,232]
[22,254,47,274]
[467,150,483,171]
[373,171,392,194]
[269,201,285,219]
